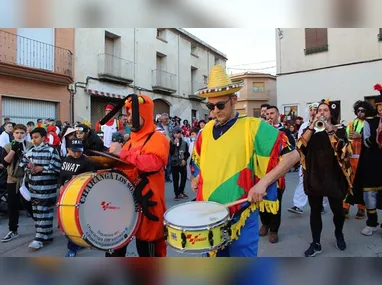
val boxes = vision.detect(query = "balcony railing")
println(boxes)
[152,69,176,93]
[0,29,72,77]
[98,53,134,84]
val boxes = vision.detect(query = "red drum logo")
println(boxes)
[101,201,120,211]
[186,234,207,244]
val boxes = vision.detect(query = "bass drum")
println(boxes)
[57,170,141,251]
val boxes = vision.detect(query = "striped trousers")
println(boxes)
[31,203,55,242]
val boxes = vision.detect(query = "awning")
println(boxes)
[86,78,132,100]
[86,88,125,99]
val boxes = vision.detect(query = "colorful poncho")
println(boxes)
[192,116,290,247]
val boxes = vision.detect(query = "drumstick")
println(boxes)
[199,198,249,215]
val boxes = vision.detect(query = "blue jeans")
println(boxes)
[165,155,172,180]
[67,238,82,251]
[206,208,260,257]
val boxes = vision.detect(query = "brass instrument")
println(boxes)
[314,116,327,132]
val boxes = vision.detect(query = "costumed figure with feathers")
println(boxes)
[350,84,382,236]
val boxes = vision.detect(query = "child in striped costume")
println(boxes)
[19,127,61,250]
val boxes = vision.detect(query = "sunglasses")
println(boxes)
[357,109,366,113]
[206,98,231,111]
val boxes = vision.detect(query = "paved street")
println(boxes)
[0,172,381,257]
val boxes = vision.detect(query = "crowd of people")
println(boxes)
[0,64,381,259]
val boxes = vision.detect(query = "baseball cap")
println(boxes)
[69,138,84,152]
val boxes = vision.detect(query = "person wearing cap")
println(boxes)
[58,138,94,257]
[95,104,124,149]
[297,99,353,256]
[60,126,76,158]
[170,127,190,200]
[191,65,300,257]
[19,127,62,250]
[287,102,329,216]
[75,124,106,156]
[1,124,34,243]
[108,94,170,257]
[351,84,382,236]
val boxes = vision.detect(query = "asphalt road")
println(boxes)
[0,172,381,257]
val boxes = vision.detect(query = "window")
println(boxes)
[253,108,261,118]
[379,28,382,41]
[253,82,265,93]
[214,56,219,65]
[156,29,167,42]
[203,75,208,84]
[304,28,328,55]
[191,43,198,56]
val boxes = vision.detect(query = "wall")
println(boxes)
[277,60,382,123]
[276,28,382,74]
[0,28,74,122]
[0,74,70,121]
[74,28,223,123]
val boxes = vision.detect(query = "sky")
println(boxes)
[185,28,277,75]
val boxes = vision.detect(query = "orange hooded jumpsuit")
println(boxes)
[106,94,169,257]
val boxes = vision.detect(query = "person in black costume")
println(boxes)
[297,99,353,257]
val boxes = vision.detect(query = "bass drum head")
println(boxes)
[164,201,229,229]
[78,171,139,250]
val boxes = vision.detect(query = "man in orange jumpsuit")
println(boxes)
[107,94,169,257]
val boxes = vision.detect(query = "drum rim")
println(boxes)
[165,239,230,254]
[164,201,230,230]
[59,169,142,251]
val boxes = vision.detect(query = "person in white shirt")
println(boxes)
[25,121,35,142]
[287,102,328,215]
[0,122,14,148]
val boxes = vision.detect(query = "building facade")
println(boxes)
[230,72,276,117]
[73,28,227,126]
[0,28,74,125]
[276,28,382,123]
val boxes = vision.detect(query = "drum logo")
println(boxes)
[186,233,207,244]
[101,201,120,211]
[170,233,177,241]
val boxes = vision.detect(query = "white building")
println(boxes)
[73,28,227,126]
[276,28,382,123]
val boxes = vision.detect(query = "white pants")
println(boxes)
[293,166,329,209]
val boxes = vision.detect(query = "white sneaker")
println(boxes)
[28,240,43,249]
[361,226,377,236]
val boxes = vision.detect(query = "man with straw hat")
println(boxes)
[191,65,300,257]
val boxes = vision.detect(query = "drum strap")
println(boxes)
[131,131,162,222]
[232,202,251,220]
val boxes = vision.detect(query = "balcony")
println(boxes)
[188,81,206,101]
[97,53,134,84]
[0,29,73,84]
[152,69,176,94]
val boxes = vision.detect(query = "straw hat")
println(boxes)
[196,65,244,98]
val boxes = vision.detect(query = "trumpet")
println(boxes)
[267,118,273,125]
[314,117,327,132]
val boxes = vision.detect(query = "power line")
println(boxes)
[227,65,276,71]
[228,60,276,67]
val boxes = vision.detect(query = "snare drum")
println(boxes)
[164,201,231,253]
[57,170,141,251]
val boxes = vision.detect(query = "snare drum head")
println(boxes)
[164,201,228,228]
[78,171,139,250]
